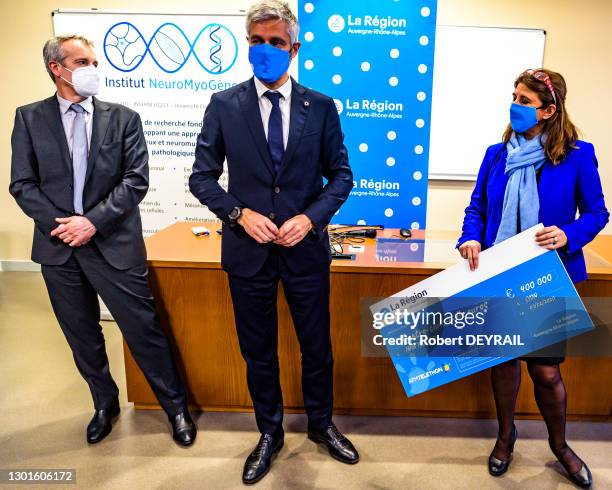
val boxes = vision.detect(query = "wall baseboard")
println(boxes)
[1,259,114,321]
[0,260,41,272]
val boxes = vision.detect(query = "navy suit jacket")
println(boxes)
[189,77,353,278]
[458,140,609,283]
[9,96,149,270]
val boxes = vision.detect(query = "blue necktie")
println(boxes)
[264,91,284,174]
[69,103,88,214]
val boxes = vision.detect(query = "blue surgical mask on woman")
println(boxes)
[509,103,542,133]
[248,43,291,83]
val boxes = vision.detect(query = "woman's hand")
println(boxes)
[458,240,481,271]
[535,226,568,250]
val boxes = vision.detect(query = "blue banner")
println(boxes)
[298,1,437,230]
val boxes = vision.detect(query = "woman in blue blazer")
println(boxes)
[457,69,609,488]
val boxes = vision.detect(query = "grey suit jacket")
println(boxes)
[9,96,149,270]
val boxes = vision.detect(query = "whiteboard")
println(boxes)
[429,26,546,180]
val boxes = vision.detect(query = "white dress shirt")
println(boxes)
[254,76,292,150]
[56,94,94,156]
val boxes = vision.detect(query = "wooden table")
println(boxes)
[123,223,612,420]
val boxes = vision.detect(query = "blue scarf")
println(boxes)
[494,132,547,244]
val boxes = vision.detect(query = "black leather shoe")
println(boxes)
[169,411,197,447]
[549,440,593,488]
[308,423,359,464]
[86,402,120,444]
[488,424,518,477]
[563,464,593,489]
[242,432,284,485]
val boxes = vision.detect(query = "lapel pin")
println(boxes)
[304,100,310,107]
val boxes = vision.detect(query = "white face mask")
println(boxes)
[60,64,100,97]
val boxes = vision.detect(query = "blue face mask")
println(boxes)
[509,103,540,133]
[248,43,291,84]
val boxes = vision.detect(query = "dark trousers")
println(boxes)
[228,247,333,435]
[40,242,187,416]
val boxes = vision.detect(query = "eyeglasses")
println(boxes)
[523,69,557,105]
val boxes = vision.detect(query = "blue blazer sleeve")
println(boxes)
[303,98,353,235]
[456,144,498,248]
[559,143,610,255]
[189,94,243,221]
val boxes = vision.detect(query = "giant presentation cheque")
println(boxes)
[370,224,594,397]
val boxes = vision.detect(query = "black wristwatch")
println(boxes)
[228,206,243,225]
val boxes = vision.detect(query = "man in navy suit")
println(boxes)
[189,0,358,484]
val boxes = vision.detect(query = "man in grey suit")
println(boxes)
[9,35,196,446]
